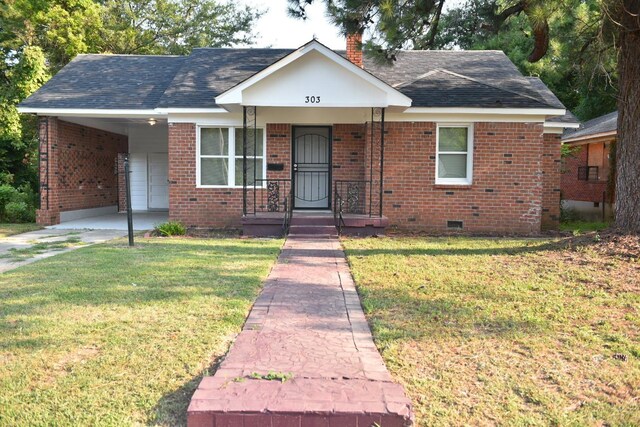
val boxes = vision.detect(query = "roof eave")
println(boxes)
[562,130,617,144]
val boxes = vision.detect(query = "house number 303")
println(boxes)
[305,96,320,104]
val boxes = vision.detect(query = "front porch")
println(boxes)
[242,210,389,237]
[237,106,390,237]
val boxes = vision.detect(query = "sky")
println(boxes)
[237,0,465,50]
[237,0,345,49]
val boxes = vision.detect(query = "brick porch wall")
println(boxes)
[365,121,546,234]
[541,133,561,229]
[36,117,128,225]
[561,145,609,203]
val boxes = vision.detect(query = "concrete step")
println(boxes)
[188,376,413,427]
[288,225,337,235]
[290,215,335,226]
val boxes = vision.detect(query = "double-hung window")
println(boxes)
[198,127,264,187]
[436,124,473,185]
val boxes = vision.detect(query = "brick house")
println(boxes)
[561,111,617,221]
[19,39,578,234]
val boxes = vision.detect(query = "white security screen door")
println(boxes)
[148,153,169,209]
[293,127,330,209]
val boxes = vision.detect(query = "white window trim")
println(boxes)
[435,123,474,185]
[196,125,267,188]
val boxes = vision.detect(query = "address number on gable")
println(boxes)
[305,96,321,104]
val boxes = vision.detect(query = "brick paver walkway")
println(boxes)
[188,234,413,427]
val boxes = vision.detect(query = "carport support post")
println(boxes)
[124,155,134,246]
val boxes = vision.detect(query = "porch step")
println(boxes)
[290,215,335,226]
[288,224,337,236]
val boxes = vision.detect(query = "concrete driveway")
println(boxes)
[0,229,125,273]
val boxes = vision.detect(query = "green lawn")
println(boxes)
[0,223,42,238]
[0,236,282,426]
[560,220,611,233]
[343,236,640,426]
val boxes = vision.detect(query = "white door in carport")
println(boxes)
[129,153,148,211]
[148,153,169,209]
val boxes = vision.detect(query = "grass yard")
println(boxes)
[343,235,640,426]
[0,223,42,238]
[0,236,282,426]
[560,220,611,234]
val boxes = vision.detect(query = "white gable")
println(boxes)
[215,40,411,109]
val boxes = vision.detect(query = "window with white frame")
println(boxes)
[198,127,264,187]
[436,125,473,185]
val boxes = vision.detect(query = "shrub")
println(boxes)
[4,201,35,223]
[154,221,186,236]
[0,184,37,223]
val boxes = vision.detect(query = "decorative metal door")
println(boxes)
[293,127,330,209]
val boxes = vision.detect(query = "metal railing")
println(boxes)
[282,188,293,234]
[333,180,374,235]
[333,185,347,235]
[250,178,292,214]
[333,180,373,215]
[578,166,600,181]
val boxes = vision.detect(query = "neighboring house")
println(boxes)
[561,111,617,221]
[18,36,578,234]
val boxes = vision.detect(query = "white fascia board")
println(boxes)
[155,108,228,113]
[215,40,412,107]
[17,107,166,118]
[544,121,580,129]
[405,107,567,116]
[544,128,565,135]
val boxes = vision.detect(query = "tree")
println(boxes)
[432,0,618,121]
[0,0,261,219]
[289,0,640,233]
[100,0,260,55]
[612,0,640,232]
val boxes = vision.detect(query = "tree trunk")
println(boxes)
[614,0,640,233]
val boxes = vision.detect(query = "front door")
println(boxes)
[293,126,331,209]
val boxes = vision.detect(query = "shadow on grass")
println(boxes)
[151,355,226,427]
[344,239,570,258]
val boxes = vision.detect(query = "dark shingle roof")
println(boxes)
[158,48,292,108]
[20,55,185,109]
[562,111,618,141]
[20,46,566,111]
[365,50,558,109]
[396,70,552,108]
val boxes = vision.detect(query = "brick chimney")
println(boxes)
[346,32,363,68]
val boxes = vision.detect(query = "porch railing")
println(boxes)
[282,187,293,234]
[333,180,373,215]
[250,178,293,215]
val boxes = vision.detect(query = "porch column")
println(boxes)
[36,117,60,225]
[379,108,385,217]
[242,106,257,216]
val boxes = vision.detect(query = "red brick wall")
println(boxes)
[332,124,366,182]
[561,145,609,203]
[168,121,556,233]
[541,133,561,229]
[365,121,546,234]
[266,124,291,181]
[36,117,128,225]
[168,123,240,228]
